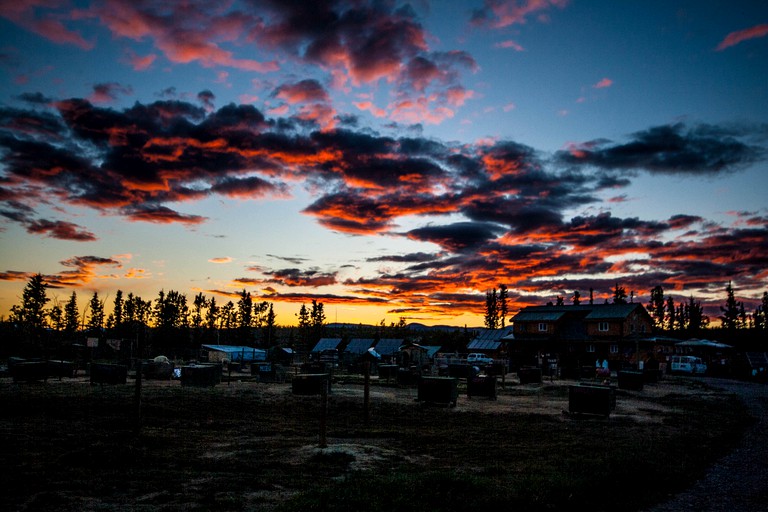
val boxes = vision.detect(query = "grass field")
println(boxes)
[0,373,752,511]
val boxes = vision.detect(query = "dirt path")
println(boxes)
[643,378,768,512]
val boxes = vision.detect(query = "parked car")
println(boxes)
[467,353,494,365]
[669,355,707,375]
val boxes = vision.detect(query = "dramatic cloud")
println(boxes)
[0,92,766,319]
[406,222,507,252]
[557,123,763,175]
[0,255,123,289]
[716,24,768,51]
[262,268,338,287]
[26,219,97,241]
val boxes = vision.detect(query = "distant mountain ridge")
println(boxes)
[325,322,482,332]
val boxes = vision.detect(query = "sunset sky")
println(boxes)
[1,0,766,328]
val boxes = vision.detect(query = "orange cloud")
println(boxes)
[593,77,613,89]
[716,24,768,51]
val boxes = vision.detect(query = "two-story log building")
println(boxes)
[509,303,654,375]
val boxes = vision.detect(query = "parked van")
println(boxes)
[669,355,707,375]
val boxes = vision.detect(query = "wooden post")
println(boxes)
[363,361,371,425]
[501,360,506,389]
[319,380,328,448]
[134,356,142,435]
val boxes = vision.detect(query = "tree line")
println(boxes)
[484,281,768,334]
[3,274,327,359]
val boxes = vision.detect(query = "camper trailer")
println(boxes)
[669,355,707,375]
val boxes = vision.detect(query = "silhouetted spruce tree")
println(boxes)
[237,289,253,344]
[191,292,208,344]
[152,290,189,354]
[310,300,326,342]
[297,303,311,351]
[49,302,63,330]
[719,281,741,330]
[484,288,499,329]
[648,286,665,328]
[205,296,219,343]
[572,290,581,305]
[220,301,236,342]
[112,290,124,330]
[263,303,276,346]
[612,283,628,304]
[86,292,105,337]
[755,292,768,330]
[665,297,676,331]
[9,274,50,350]
[64,292,79,337]
[686,296,709,332]
[498,284,508,328]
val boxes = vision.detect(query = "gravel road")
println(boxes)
[644,378,768,512]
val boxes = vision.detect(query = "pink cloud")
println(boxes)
[274,80,329,104]
[88,82,133,104]
[267,105,289,116]
[494,40,525,51]
[124,49,157,71]
[0,3,94,50]
[716,24,768,51]
[389,97,455,125]
[593,77,613,89]
[354,101,388,118]
[473,0,569,29]
[78,1,278,72]
[445,86,474,107]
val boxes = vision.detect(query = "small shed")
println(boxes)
[201,345,267,363]
[398,341,435,368]
[374,338,405,359]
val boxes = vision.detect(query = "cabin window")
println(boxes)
[598,322,609,332]
[538,323,548,332]
[587,344,596,353]
[610,344,619,354]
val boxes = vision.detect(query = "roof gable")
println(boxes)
[374,338,404,356]
[310,338,342,353]
[344,338,375,354]
[512,303,648,322]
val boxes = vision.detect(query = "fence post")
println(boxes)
[319,381,328,448]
